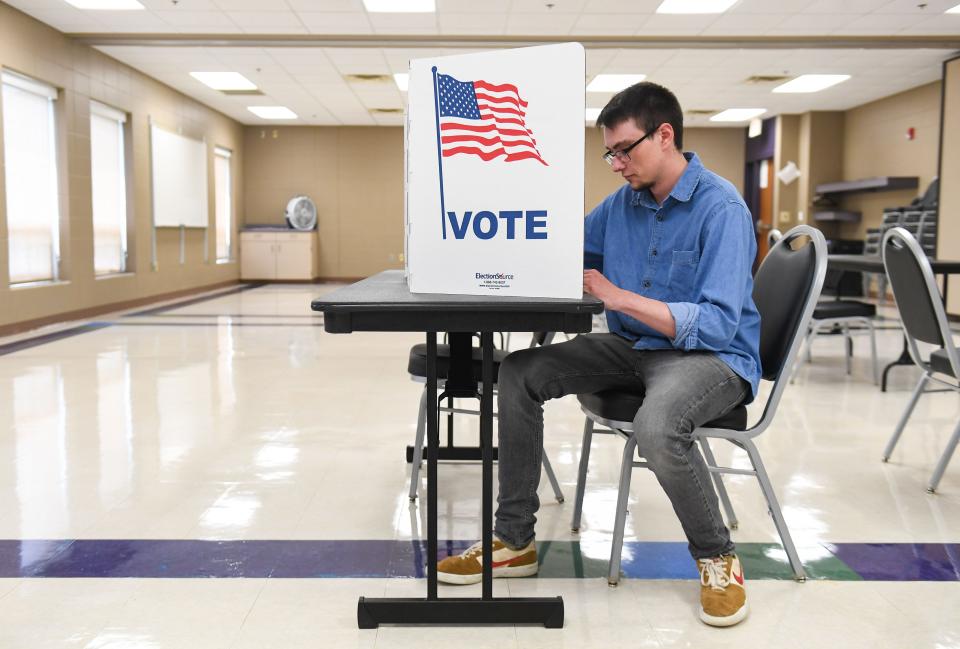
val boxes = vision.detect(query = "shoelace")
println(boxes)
[459,541,486,559]
[699,557,731,591]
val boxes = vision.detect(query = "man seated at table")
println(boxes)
[436,82,761,628]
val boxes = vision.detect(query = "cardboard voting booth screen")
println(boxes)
[405,43,585,299]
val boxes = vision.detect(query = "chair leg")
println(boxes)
[541,449,565,503]
[699,438,738,530]
[843,324,852,375]
[883,372,930,462]
[928,417,960,494]
[791,325,817,384]
[608,433,637,586]
[742,438,806,582]
[408,388,429,501]
[571,417,594,532]
[867,319,879,385]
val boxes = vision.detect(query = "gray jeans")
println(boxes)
[494,333,750,560]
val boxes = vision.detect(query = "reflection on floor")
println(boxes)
[0,284,958,648]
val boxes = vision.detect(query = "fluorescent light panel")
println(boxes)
[191,72,257,91]
[585,108,602,122]
[394,73,409,91]
[773,74,850,94]
[363,0,435,12]
[586,74,646,93]
[64,0,144,7]
[947,3,960,13]
[710,108,766,122]
[247,106,297,120]
[656,0,737,14]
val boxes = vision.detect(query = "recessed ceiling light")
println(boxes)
[656,0,737,14]
[772,74,851,94]
[710,108,767,122]
[585,108,602,122]
[946,3,960,13]
[190,72,257,91]
[363,0,435,12]
[586,74,646,93]
[64,0,144,8]
[247,106,298,120]
[393,73,409,91]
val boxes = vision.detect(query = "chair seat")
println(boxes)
[577,390,748,431]
[408,343,510,382]
[930,349,957,378]
[813,300,876,320]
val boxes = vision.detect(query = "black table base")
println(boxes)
[357,596,564,629]
[406,445,499,462]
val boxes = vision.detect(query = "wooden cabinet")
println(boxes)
[240,230,318,280]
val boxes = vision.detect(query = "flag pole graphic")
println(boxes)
[431,66,447,240]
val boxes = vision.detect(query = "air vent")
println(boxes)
[370,108,404,114]
[345,74,392,83]
[686,109,717,116]
[220,89,264,96]
[744,75,790,84]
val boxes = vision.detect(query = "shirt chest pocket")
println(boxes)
[667,250,700,293]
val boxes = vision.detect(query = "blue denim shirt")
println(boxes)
[584,152,762,399]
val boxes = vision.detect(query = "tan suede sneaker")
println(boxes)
[436,538,538,585]
[697,554,748,627]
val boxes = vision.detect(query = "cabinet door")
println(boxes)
[275,238,314,280]
[241,236,277,279]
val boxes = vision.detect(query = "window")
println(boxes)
[1,71,60,284]
[90,101,128,275]
[214,147,233,261]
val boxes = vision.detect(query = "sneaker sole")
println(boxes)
[699,600,749,627]
[438,562,539,585]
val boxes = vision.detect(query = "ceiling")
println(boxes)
[4,0,960,127]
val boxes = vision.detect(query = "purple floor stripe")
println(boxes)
[827,543,960,581]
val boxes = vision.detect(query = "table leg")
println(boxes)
[427,332,438,600]
[481,332,493,599]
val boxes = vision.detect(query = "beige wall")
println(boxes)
[0,3,244,330]
[940,58,960,315]
[798,111,845,234]
[244,125,748,281]
[838,81,941,240]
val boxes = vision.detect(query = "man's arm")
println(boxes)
[583,269,676,338]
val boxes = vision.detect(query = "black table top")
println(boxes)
[312,270,604,334]
[829,254,960,274]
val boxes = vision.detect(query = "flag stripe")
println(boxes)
[441,134,539,150]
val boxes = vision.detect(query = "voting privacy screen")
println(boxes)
[404,43,585,299]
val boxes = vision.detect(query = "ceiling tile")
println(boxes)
[898,14,960,33]
[509,0,588,12]
[766,12,859,33]
[732,0,816,13]
[873,0,960,13]
[436,0,512,12]
[572,13,646,34]
[834,12,927,33]
[637,14,720,35]
[582,0,660,12]
[699,12,787,35]
[286,0,364,9]
[298,12,373,34]
[154,10,238,27]
[800,0,890,12]
[227,11,305,28]
[367,12,439,33]
[437,13,508,35]
[504,12,580,34]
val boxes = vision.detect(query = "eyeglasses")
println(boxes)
[601,129,654,166]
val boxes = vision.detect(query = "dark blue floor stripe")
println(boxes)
[1,539,957,581]
[0,283,266,357]
[127,283,265,316]
[0,323,113,357]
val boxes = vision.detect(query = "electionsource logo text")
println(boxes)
[476,272,515,280]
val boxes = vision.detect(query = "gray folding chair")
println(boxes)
[881,227,960,493]
[570,224,827,584]
[407,332,564,502]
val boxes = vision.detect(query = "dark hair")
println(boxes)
[596,81,684,150]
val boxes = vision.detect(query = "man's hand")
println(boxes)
[583,269,624,310]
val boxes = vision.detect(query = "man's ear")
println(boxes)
[658,123,675,151]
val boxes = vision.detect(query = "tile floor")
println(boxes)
[0,283,958,648]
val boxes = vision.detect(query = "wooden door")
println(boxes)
[755,158,775,266]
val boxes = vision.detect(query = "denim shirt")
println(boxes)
[584,152,762,400]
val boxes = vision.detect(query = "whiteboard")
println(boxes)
[150,123,208,228]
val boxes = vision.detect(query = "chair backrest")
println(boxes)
[767,228,783,247]
[882,228,959,374]
[753,225,828,383]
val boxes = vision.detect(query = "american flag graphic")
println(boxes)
[436,73,548,166]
